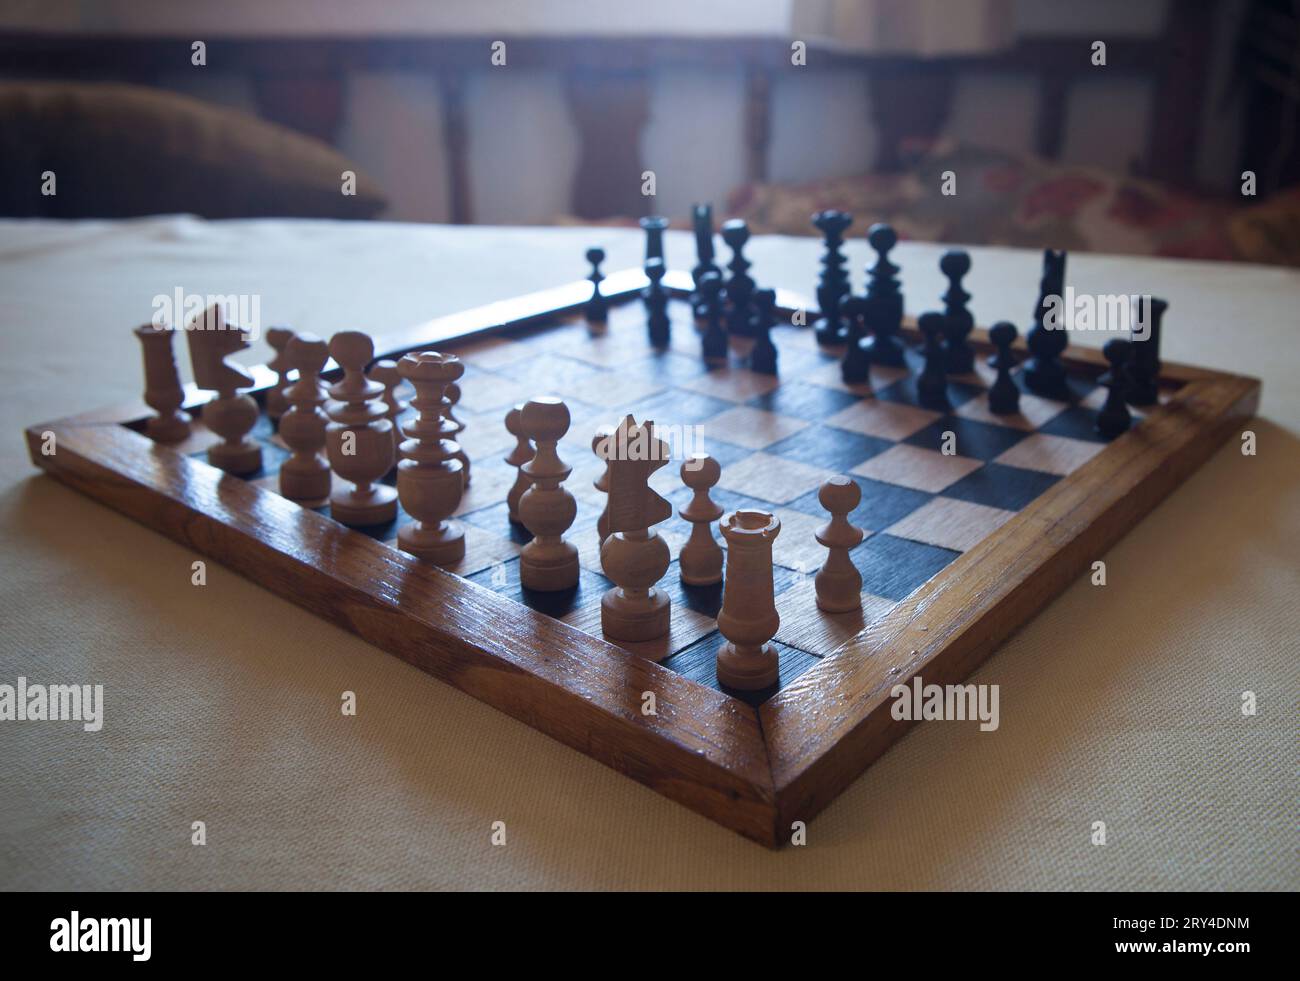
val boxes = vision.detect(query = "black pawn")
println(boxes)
[585,247,607,325]
[1096,338,1134,438]
[1127,296,1166,406]
[917,312,950,410]
[987,321,1020,416]
[644,258,670,350]
[940,249,975,375]
[812,209,853,346]
[721,219,755,336]
[640,215,668,264]
[862,223,906,366]
[840,297,870,385]
[699,272,728,365]
[750,288,779,375]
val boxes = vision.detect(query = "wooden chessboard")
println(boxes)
[24,269,1260,847]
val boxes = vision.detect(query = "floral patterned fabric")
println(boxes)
[727,140,1249,263]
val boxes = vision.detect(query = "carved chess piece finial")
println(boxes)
[814,477,864,612]
[396,351,467,565]
[678,453,723,586]
[185,304,261,474]
[278,332,332,503]
[716,510,781,690]
[324,331,397,526]
[134,322,191,443]
[264,326,296,420]
[599,416,674,643]
[519,397,579,591]
[504,403,533,525]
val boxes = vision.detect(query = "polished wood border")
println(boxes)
[24,272,1260,847]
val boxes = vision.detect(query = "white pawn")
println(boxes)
[367,358,407,465]
[814,477,864,612]
[264,326,295,420]
[518,397,579,591]
[504,403,533,524]
[678,453,723,585]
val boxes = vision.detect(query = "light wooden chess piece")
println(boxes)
[185,304,262,475]
[264,326,295,420]
[133,322,191,442]
[599,416,674,642]
[367,358,406,466]
[504,403,533,524]
[716,510,781,690]
[592,424,614,545]
[814,477,864,612]
[324,330,397,526]
[396,351,466,565]
[278,333,332,503]
[446,381,471,486]
[518,397,579,590]
[678,452,723,585]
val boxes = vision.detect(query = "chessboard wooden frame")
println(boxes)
[24,269,1261,847]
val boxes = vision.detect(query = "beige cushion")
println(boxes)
[0,81,386,219]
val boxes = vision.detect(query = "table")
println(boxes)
[1,216,1295,889]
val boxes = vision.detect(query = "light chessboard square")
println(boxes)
[825,398,942,441]
[851,444,984,493]
[706,406,809,449]
[802,358,909,396]
[774,577,895,655]
[716,452,835,505]
[993,432,1106,476]
[677,365,783,403]
[954,388,1070,431]
[885,496,1017,553]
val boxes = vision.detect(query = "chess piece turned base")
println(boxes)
[209,440,262,475]
[330,485,398,526]
[520,544,579,592]
[600,587,670,643]
[279,458,331,503]
[145,410,191,444]
[717,641,779,690]
[398,519,465,565]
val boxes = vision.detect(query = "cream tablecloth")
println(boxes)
[0,216,1296,890]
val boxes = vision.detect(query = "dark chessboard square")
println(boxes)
[766,425,893,472]
[1036,405,1110,444]
[876,376,983,410]
[851,533,961,602]
[629,351,710,383]
[904,416,1029,461]
[660,631,821,706]
[785,475,931,531]
[460,502,533,544]
[634,388,733,426]
[692,437,751,469]
[941,462,1061,512]
[467,558,611,619]
[745,380,862,421]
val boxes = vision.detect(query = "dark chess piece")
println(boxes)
[812,210,853,345]
[750,288,779,375]
[1127,296,1166,406]
[640,215,669,263]
[917,311,950,410]
[1023,249,1069,399]
[861,222,906,366]
[940,249,975,375]
[721,219,755,336]
[987,321,1020,416]
[690,203,720,291]
[1097,338,1134,438]
[699,271,728,365]
[644,257,671,350]
[840,296,871,385]
[585,247,608,326]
